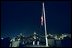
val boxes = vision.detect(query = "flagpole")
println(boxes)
[42,2,49,47]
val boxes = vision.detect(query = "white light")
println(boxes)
[64,35,67,37]
[34,36,36,39]
[34,32,36,34]
[13,38,15,41]
[50,34,53,37]
[59,38,60,40]
[18,38,20,41]
[1,38,4,40]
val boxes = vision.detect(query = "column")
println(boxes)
[37,41,39,45]
[33,41,35,45]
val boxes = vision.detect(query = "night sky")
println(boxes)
[1,1,71,38]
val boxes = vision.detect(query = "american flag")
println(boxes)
[41,15,43,26]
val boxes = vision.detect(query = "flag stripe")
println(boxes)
[41,16,43,26]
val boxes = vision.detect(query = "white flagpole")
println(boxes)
[42,2,49,47]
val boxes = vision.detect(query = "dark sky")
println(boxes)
[1,1,71,38]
